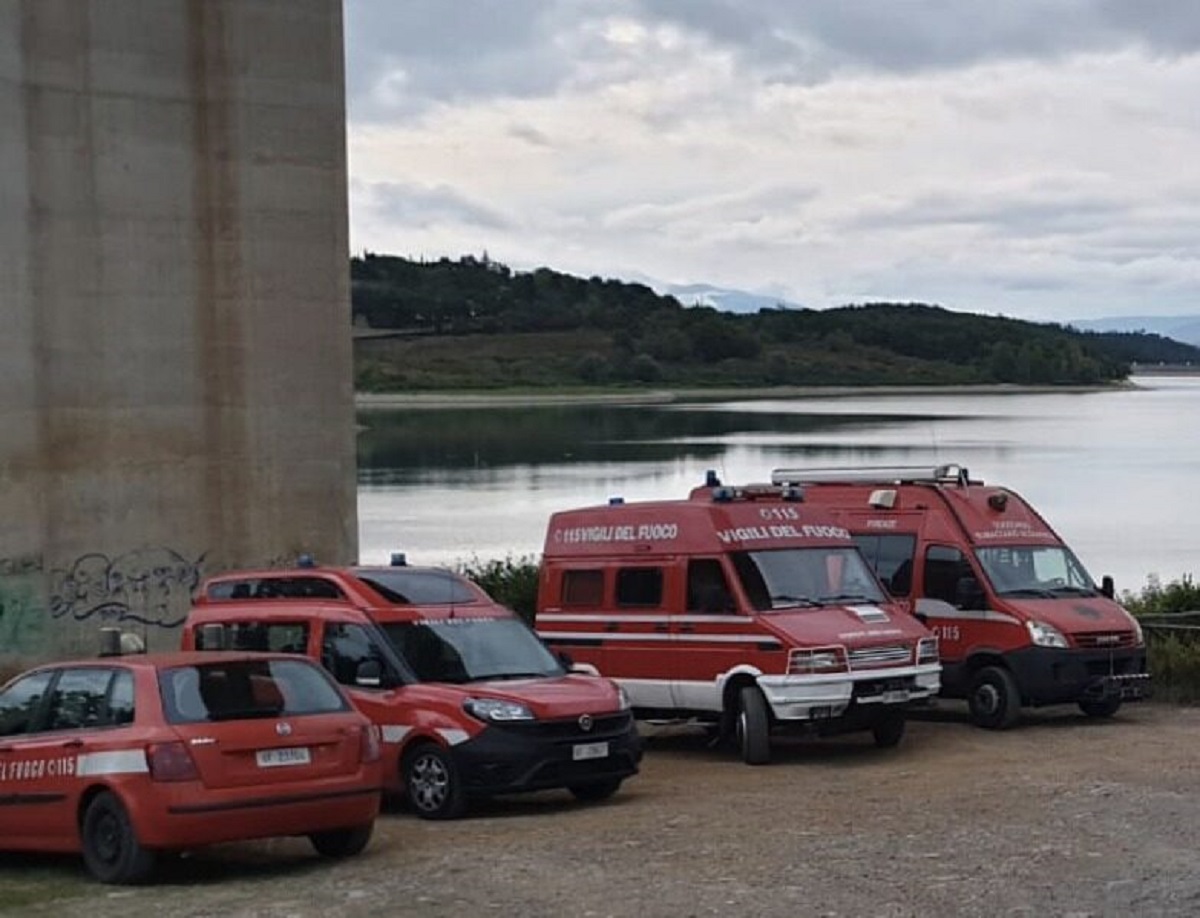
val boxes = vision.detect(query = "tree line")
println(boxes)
[351,253,1199,389]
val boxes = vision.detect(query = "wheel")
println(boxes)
[872,712,906,748]
[309,823,374,858]
[967,666,1021,730]
[568,779,622,803]
[735,685,771,765]
[80,791,157,884]
[403,742,467,820]
[1079,698,1122,718]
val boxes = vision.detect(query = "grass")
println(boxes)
[0,858,91,911]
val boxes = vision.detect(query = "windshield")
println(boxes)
[160,659,349,723]
[731,547,887,611]
[379,618,563,684]
[975,545,1098,598]
[354,568,479,605]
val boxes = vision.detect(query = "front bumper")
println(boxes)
[1005,645,1151,707]
[757,663,941,723]
[451,711,642,797]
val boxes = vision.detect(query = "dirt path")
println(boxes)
[8,702,1200,917]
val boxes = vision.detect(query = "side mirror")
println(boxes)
[1100,575,1114,599]
[355,659,384,688]
[955,577,986,610]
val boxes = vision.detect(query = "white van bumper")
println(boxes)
[757,663,941,722]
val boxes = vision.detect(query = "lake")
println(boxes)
[357,376,1200,593]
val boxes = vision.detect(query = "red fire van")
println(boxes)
[767,464,1151,728]
[536,486,941,764]
[181,561,641,819]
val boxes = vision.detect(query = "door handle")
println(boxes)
[60,739,85,750]
[679,624,695,634]
[653,623,669,633]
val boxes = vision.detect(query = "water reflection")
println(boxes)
[357,378,1200,590]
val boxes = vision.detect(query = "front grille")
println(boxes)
[848,645,912,669]
[1075,631,1137,649]
[494,711,634,741]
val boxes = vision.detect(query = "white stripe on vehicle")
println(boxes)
[380,725,412,744]
[924,608,1021,625]
[538,614,749,624]
[436,729,470,746]
[76,750,149,777]
[538,631,779,645]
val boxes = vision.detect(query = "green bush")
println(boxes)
[1145,633,1200,704]
[1121,573,1200,615]
[458,555,540,625]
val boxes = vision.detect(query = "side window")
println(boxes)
[321,623,388,686]
[45,669,116,732]
[0,671,54,737]
[923,545,983,608]
[562,569,604,607]
[208,621,310,654]
[686,559,734,613]
[854,534,917,597]
[108,670,136,726]
[615,567,663,608]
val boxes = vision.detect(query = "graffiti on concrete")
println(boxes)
[0,575,47,657]
[48,548,206,629]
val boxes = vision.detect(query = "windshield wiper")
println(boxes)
[997,587,1057,599]
[817,593,879,605]
[467,671,553,682]
[769,595,820,609]
[1047,585,1098,597]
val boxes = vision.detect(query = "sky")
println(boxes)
[343,1,1200,323]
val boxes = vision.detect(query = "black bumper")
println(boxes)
[977,646,1151,707]
[452,711,642,797]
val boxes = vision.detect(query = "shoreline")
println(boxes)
[355,380,1143,411]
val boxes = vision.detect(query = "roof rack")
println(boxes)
[770,463,972,486]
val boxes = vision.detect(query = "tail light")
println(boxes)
[359,724,381,764]
[787,646,849,675]
[146,741,200,782]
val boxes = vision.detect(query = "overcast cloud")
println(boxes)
[344,1,1200,321]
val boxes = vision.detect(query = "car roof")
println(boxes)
[18,651,314,673]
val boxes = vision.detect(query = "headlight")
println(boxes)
[917,637,940,664]
[1026,620,1068,649]
[616,684,632,711]
[463,698,535,722]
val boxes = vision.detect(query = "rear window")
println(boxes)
[353,568,478,605]
[159,659,349,724]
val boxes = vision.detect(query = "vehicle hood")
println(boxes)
[762,603,931,648]
[1002,596,1139,636]
[413,673,626,719]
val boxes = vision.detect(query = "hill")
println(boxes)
[1071,315,1200,348]
[350,254,1200,391]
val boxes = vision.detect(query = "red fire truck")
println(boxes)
[181,560,641,819]
[765,464,1151,728]
[536,485,941,764]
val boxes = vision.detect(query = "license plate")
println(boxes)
[256,746,311,768]
[572,741,609,761]
[882,690,910,704]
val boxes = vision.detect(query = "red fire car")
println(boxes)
[0,652,382,883]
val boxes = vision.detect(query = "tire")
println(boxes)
[403,742,467,820]
[80,791,157,884]
[968,666,1021,730]
[309,823,374,858]
[872,712,906,748]
[1079,698,1122,718]
[735,685,771,765]
[568,779,622,803]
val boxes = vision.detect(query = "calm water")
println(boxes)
[357,376,1200,591]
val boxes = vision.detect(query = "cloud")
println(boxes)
[344,1,1200,321]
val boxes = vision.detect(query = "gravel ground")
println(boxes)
[8,701,1200,918]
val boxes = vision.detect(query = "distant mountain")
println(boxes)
[660,283,802,314]
[1070,315,1200,347]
